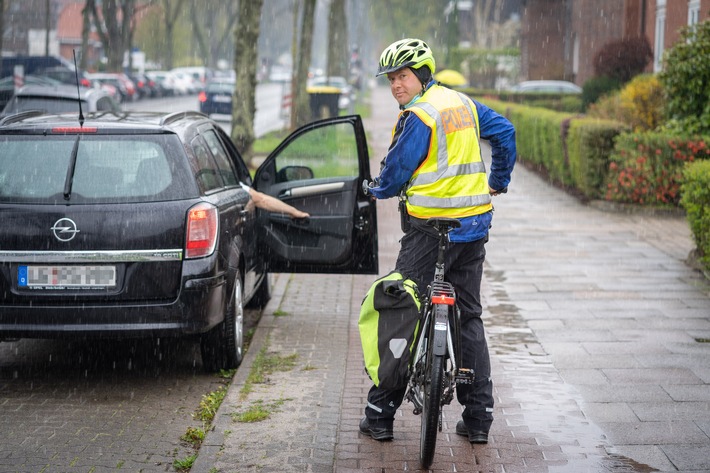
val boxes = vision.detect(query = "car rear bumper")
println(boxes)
[0,273,227,340]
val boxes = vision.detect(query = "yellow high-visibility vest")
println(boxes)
[402,85,492,219]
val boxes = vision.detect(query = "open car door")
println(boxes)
[253,115,378,274]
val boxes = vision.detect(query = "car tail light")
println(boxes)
[185,203,218,259]
[198,91,207,103]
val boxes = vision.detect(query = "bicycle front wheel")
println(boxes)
[420,351,444,468]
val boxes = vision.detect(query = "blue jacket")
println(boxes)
[370,83,516,243]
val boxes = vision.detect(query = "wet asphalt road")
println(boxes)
[0,307,262,472]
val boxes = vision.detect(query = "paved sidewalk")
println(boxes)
[192,87,710,473]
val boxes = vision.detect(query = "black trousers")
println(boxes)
[365,226,494,433]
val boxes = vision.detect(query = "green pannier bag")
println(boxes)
[359,271,421,390]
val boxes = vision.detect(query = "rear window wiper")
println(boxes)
[63,134,81,200]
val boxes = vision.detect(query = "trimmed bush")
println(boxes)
[567,118,627,198]
[582,76,622,109]
[680,160,710,271]
[481,98,625,193]
[605,133,710,205]
[587,74,663,132]
[617,74,664,131]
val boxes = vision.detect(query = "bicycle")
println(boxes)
[406,189,507,468]
[404,216,470,468]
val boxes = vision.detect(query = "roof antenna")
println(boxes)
[72,49,84,127]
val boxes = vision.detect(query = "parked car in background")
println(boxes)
[145,71,177,97]
[1,84,121,116]
[36,66,93,88]
[199,78,235,116]
[127,72,160,99]
[171,66,213,91]
[0,55,73,79]
[509,80,582,94]
[0,110,378,371]
[86,73,137,102]
[170,71,198,95]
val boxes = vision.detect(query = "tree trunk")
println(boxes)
[162,0,186,70]
[89,0,134,72]
[80,0,92,71]
[231,0,263,160]
[291,0,316,130]
[326,0,347,79]
[45,0,50,57]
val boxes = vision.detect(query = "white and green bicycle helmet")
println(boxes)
[376,38,436,77]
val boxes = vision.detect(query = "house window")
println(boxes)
[688,0,701,26]
[654,1,666,72]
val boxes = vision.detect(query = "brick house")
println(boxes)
[520,0,710,85]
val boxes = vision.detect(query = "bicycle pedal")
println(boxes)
[455,368,475,384]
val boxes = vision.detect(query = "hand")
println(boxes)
[291,209,310,219]
[489,186,508,196]
[362,179,375,197]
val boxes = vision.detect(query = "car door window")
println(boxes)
[212,127,252,186]
[191,137,222,192]
[273,122,359,183]
[202,129,238,187]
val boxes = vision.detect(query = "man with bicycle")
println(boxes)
[360,38,516,444]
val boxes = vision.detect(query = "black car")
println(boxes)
[0,110,378,371]
[199,78,235,116]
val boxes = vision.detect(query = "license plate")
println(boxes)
[18,265,117,289]
[213,95,231,103]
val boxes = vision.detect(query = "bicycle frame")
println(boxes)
[404,218,472,468]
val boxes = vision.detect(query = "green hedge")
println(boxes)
[464,88,583,113]
[567,118,627,198]
[480,98,625,196]
[681,160,710,273]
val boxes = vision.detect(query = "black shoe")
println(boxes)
[359,417,393,441]
[456,420,488,444]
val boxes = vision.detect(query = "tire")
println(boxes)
[201,275,244,372]
[420,338,444,468]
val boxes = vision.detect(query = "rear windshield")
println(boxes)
[206,82,235,94]
[0,134,198,203]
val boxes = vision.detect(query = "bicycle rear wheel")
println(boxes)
[420,341,444,468]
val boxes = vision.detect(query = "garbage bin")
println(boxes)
[307,85,341,120]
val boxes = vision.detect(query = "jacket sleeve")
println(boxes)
[474,100,516,191]
[369,113,431,200]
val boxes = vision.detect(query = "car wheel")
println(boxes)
[201,274,244,372]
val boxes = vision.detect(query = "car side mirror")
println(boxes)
[276,165,314,183]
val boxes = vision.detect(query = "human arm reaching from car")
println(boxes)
[246,186,310,219]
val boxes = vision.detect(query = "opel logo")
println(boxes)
[51,218,80,242]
